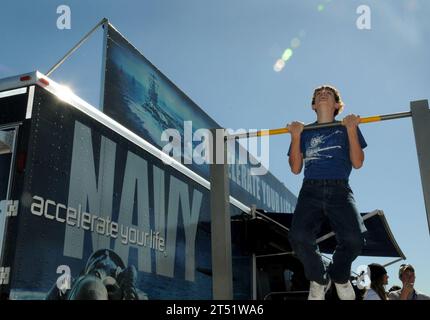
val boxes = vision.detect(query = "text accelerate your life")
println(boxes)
[29,195,165,252]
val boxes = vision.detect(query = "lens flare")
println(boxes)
[273,2,333,72]
[273,59,285,72]
[291,38,301,49]
[281,48,293,61]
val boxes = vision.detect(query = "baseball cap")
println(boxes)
[399,264,415,279]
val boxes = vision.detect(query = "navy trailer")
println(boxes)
[0,72,258,299]
[0,72,405,300]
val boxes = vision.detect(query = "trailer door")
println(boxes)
[0,126,17,266]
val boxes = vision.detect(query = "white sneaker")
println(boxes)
[308,281,327,300]
[334,281,356,300]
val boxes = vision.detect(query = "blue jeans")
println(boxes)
[288,179,367,285]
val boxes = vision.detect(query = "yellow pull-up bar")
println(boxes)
[225,111,412,140]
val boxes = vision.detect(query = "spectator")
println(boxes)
[364,263,388,300]
[388,264,430,300]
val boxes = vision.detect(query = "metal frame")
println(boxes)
[25,86,35,119]
[0,123,20,267]
[251,205,257,300]
[209,128,233,299]
[411,100,430,235]
[0,88,27,99]
[99,19,109,110]
[46,18,108,76]
[383,258,404,268]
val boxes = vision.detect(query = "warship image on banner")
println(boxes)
[104,45,210,177]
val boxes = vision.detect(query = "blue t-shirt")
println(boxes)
[288,124,367,180]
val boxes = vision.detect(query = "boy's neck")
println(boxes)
[316,110,335,124]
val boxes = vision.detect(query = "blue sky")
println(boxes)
[1,0,430,295]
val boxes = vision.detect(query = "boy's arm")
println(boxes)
[343,114,365,169]
[288,121,304,174]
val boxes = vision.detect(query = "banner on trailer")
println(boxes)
[101,23,297,214]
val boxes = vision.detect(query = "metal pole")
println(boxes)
[226,111,412,140]
[46,18,108,76]
[209,128,233,299]
[99,19,109,110]
[251,204,257,300]
[382,257,404,269]
[410,100,430,235]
